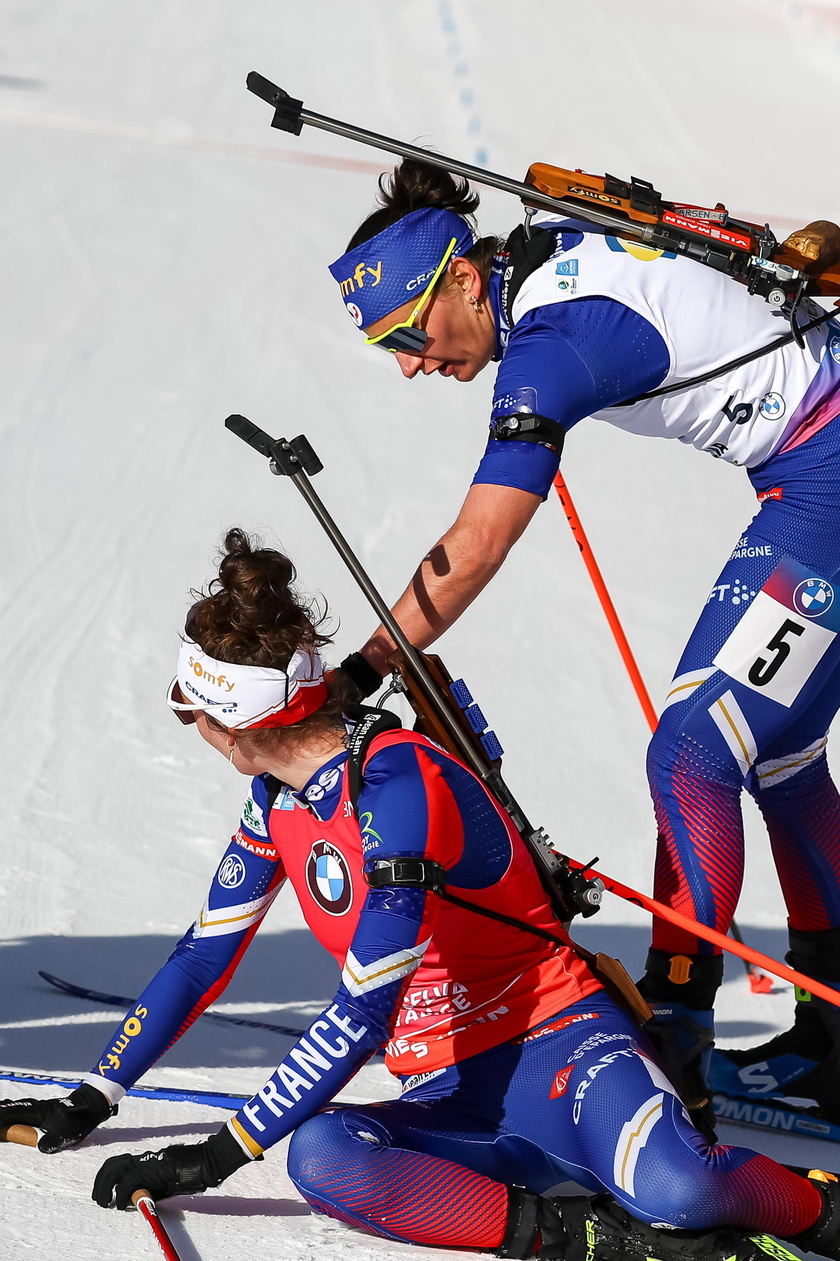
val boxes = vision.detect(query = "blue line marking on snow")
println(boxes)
[438,1,488,167]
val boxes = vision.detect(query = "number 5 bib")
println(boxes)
[714,557,840,707]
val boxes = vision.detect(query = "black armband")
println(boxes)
[365,858,447,893]
[489,413,565,455]
[340,652,385,699]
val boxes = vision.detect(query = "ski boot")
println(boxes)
[637,950,724,1143]
[709,927,840,1122]
[783,1169,840,1259]
[500,1189,802,1260]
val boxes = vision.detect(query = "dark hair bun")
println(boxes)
[188,527,330,669]
[347,158,479,250]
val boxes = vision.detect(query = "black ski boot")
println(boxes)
[500,1189,802,1260]
[783,1169,840,1259]
[709,927,840,1122]
[637,950,724,1143]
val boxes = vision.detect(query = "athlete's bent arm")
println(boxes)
[361,481,541,676]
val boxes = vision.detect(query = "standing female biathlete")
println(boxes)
[327,162,840,1133]
[2,529,838,1260]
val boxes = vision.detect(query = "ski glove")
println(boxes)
[92,1125,253,1210]
[0,1083,116,1154]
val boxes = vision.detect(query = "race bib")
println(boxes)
[713,558,839,707]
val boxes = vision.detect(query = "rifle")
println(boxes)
[245,71,840,326]
[223,414,604,928]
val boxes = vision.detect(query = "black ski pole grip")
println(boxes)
[246,72,303,135]
[224,414,276,459]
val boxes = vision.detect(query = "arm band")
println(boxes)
[489,413,565,456]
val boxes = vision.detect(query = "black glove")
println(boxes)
[339,652,384,700]
[92,1125,253,1210]
[0,1083,116,1154]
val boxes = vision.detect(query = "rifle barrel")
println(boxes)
[293,102,654,240]
[284,465,520,793]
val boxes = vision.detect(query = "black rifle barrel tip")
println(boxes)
[224,414,277,459]
[246,72,304,135]
[246,71,284,104]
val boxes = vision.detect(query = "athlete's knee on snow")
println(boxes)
[288,1107,392,1201]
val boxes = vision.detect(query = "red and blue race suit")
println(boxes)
[84,728,821,1248]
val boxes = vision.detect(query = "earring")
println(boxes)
[227,738,236,764]
[469,294,482,313]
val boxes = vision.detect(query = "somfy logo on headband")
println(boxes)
[189,655,236,692]
[337,261,383,296]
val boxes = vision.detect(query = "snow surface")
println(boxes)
[2,0,840,1257]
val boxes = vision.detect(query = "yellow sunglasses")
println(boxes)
[364,238,458,353]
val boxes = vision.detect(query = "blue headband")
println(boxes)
[328,207,478,330]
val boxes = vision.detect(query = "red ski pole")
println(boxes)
[553,472,659,732]
[568,857,840,1009]
[553,472,772,993]
[0,1126,184,1259]
[131,1190,184,1261]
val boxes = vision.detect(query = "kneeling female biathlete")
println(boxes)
[2,528,839,1261]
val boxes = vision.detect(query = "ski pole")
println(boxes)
[553,471,771,992]
[0,1127,184,1258]
[131,1190,183,1261]
[729,919,772,993]
[553,473,658,732]
[569,857,836,1007]
[0,1123,37,1145]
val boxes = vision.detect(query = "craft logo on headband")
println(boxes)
[328,206,477,331]
[174,638,328,730]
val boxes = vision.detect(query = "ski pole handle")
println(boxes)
[0,1124,38,1146]
[132,1190,183,1261]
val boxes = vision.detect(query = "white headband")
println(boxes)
[174,638,328,729]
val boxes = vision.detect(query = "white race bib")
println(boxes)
[714,559,839,707]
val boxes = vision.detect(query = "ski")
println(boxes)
[713,1092,840,1144]
[40,969,304,1039]
[0,1068,248,1109]
[38,969,386,1057]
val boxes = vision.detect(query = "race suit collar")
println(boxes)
[293,748,349,822]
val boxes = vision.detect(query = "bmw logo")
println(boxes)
[759,392,785,421]
[306,840,353,915]
[793,577,834,618]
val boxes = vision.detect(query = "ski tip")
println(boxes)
[37,970,65,988]
[748,970,774,994]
